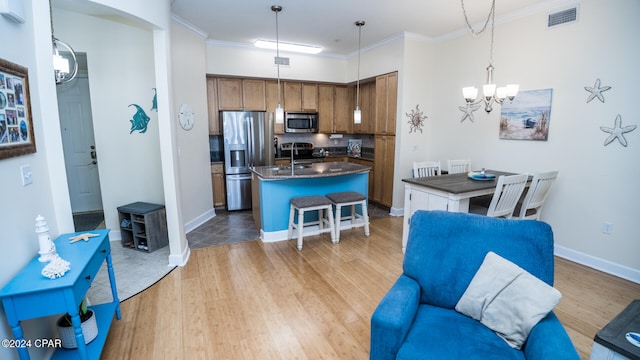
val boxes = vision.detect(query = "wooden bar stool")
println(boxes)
[288,195,336,250]
[325,191,370,242]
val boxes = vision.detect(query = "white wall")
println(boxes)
[206,42,347,82]
[428,0,639,276]
[0,1,176,358]
[171,20,215,229]
[54,8,165,236]
[0,1,68,358]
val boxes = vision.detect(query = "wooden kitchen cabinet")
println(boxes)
[284,82,318,112]
[206,77,221,135]
[283,82,302,111]
[375,72,398,135]
[333,85,354,133]
[216,78,266,111]
[266,80,284,134]
[217,78,243,110]
[211,163,226,207]
[301,83,318,111]
[372,135,395,207]
[354,81,376,134]
[318,84,334,133]
[242,79,266,111]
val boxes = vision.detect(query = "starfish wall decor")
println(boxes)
[458,102,481,123]
[584,78,611,103]
[600,114,637,147]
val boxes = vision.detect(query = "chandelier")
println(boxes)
[50,1,77,84]
[461,0,518,113]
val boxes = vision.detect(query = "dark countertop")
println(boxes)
[251,161,370,180]
[402,170,522,194]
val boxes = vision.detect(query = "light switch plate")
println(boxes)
[20,164,32,186]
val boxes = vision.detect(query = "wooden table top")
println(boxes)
[402,170,522,194]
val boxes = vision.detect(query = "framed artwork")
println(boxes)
[499,88,553,141]
[0,58,35,159]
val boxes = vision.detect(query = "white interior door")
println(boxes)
[57,63,103,213]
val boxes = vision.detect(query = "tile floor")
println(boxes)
[88,203,391,304]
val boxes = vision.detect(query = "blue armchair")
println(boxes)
[370,210,579,360]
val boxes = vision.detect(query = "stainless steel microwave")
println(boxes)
[285,112,319,133]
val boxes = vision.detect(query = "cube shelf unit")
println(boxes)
[117,202,168,253]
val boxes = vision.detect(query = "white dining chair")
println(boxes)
[515,171,559,220]
[447,159,472,174]
[413,161,441,178]
[470,174,528,218]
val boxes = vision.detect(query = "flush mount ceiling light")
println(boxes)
[254,40,322,55]
[271,5,284,124]
[353,20,365,125]
[50,0,77,84]
[460,0,518,113]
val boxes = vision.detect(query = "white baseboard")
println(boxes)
[390,206,404,217]
[554,244,640,284]
[169,244,191,267]
[260,219,368,243]
[184,208,216,234]
[109,229,121,242]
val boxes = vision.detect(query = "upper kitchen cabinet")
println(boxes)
[242,79,266,111]
[334,85,354,133]
[206,77,221,135]
[266,80,284,134]
[375,72,398,135]
[318,84,334,134]
[318,85,353,134]
[217,78,243,110]
[354,81,376,134]
[284,82,318,112]
[301,83,318,111]
[216,78,266,111]
[283,82,301,112]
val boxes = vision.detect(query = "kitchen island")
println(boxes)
[251,162,370,242]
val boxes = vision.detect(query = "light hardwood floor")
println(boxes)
[102,216,640,359]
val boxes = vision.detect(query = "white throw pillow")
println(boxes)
[455,251,562,349]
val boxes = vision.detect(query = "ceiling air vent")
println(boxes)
[547,7,578,28]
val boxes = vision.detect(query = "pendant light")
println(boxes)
[50,0,77,84]
[353,21,365,124]
[271,5,284,124]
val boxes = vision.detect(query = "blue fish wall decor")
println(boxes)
[150,88,158,112]
[129,104,151,134]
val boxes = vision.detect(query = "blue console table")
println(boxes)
[0,229,121,359]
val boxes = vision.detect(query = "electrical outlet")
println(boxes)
[602,222,613,235]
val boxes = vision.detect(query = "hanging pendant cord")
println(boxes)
[461,0,496,65]
[356,23,362,108]
[275,8,281,105]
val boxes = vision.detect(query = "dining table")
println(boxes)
[401,170,525,252]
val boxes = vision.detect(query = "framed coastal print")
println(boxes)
[0,58,36,160]
[499,88,553,141]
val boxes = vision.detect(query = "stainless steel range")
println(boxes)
[280,143,323,164]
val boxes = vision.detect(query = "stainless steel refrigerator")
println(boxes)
[222,111,274,210]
